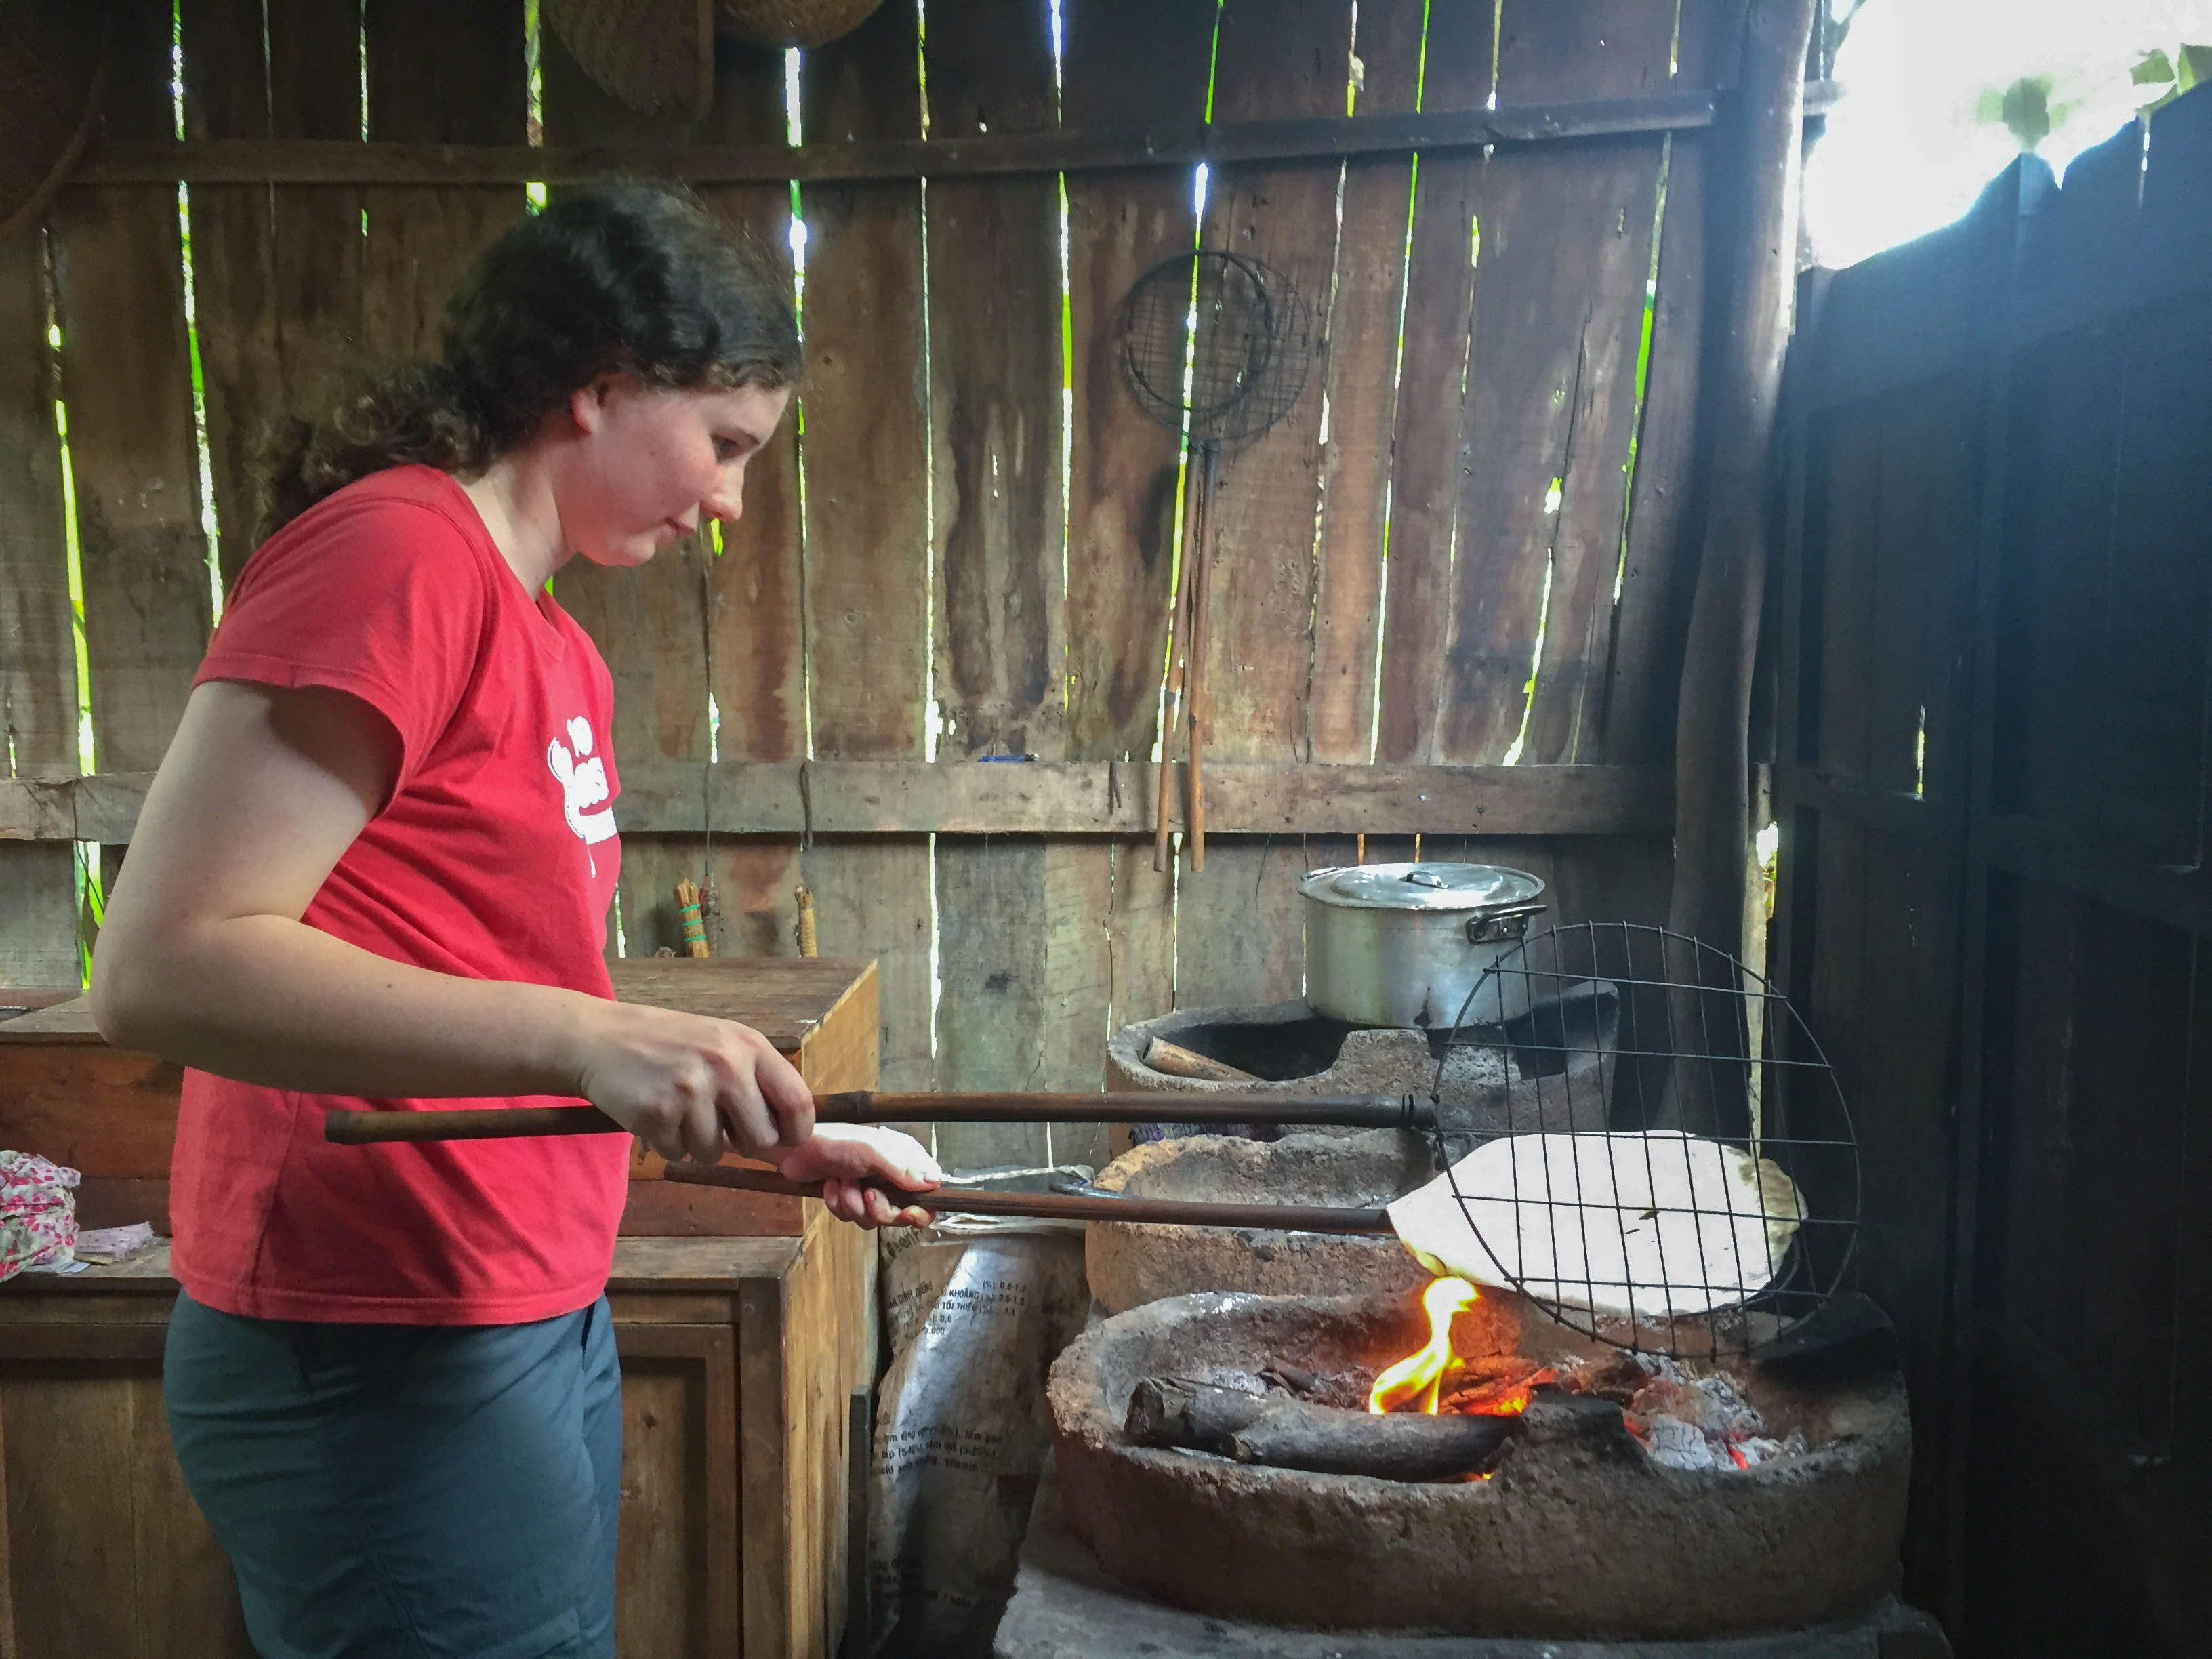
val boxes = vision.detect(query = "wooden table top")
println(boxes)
[0,957,876,1052]
[605,957,874,1051]
[0,1233,811,1300]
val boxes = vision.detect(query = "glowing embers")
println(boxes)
[1360,1275,1808,1475]
[1442,1361,1559,1418]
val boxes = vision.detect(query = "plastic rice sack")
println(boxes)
[867,1172,1092,1658]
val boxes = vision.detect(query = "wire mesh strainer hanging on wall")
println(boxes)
[1399,922,1861,1362]
[1117,249,1322,872]
[1118,248,1319,444]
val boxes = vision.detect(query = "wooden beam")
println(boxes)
[1984,814,2212,938]
[0,775,77,842]
[74,83,1839,189]
[4,762,1672,844]
[1668,0,1821,962]
[1771,766,1941,841]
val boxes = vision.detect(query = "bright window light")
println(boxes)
[1805,0,2212,269]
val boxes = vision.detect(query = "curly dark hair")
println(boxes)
[255,182,802,540]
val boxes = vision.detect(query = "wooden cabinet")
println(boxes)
[0,1230,869,1659]
[0,960,882,1659]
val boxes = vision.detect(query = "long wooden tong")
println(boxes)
[322,1091,1425,1234]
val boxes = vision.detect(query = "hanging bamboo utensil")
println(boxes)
[674,878,710,958]
[794,885,818,956]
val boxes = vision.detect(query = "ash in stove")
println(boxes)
[1122,1347,1813,1487]
[1536,1351,1809,1471]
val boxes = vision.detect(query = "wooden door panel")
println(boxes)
[613,1323,739,1659]
[0,1336,251,1659]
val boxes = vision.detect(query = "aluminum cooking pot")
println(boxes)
[1299,862,1547,1029]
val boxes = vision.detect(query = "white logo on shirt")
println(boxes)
[547,716,617,874]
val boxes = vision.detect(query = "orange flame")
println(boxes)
[1368,1277,1479,1414]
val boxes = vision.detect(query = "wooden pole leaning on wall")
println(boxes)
[1664,0,1818,1137]
[1668,0,1819,964]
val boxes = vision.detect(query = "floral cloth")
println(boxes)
[0,1150,80,1281]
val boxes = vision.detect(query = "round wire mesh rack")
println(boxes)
[1422,922,1860,1361]
[1116,249,1318,443]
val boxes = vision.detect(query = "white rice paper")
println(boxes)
[1387,1131,1807,1319]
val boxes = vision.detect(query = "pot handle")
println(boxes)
[1465,902,1547,945]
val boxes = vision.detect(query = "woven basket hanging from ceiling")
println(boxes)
[716,0,885,49]
[543,0,716,123]
[0,0,111,247]
[544,0,886,121]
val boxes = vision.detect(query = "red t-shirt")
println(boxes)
[170,464,631,1325]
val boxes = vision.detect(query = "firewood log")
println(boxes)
[1226,1403,1518,1481]
[1126,1376,1521,1480]
[1124,1377,1276,1452]
[1143,1038,1261,1083]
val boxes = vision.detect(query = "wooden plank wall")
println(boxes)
[1771,85,2212,1656]
[0,211,78,987]
[1,0,1738,1170]
[785,9,934,1120]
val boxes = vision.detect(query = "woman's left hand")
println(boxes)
[775,1123,941,1229]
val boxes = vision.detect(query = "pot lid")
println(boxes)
[1298,862,1546,912]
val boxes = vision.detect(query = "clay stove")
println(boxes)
[1018,925,1933,1653]
[1090,981,1620,1313]
[1107,983,1620,1141]
[1038,1284,1921,1645]
[1086,1130,1433,1311]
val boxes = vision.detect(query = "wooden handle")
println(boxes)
[1187,444,1217,873]
[1152,743,1179,872]
[1187,720,1206,872]
[821,1091,1427,1127]
[663,1162,1397,1235]
[1186,576,1208,874]
[1155,471,1210,874]
[1153,691,1185,874]
[324,1105,628,1143]
[322,1092,1433,1144]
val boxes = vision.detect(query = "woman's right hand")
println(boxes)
[571,1002,815,1164]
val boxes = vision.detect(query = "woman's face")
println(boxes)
[562,374,792,567]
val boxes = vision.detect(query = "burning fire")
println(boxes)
[1362,1278,1805,1475]
[1368,1277,1478,1414]
[1368,1276,1556,1424]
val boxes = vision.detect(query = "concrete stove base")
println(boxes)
[996,1462,1952,1659]
[1052,1292,1912,1637]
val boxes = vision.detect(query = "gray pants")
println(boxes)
[164,1290,621,1659]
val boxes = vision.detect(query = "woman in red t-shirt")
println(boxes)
[89,184,937,1658]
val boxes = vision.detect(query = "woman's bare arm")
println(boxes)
[90,680,937,1215]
